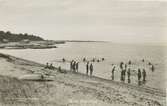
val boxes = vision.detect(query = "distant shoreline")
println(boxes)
[1,39,165,50]
[64,40,108,43]
[0,40,66,49]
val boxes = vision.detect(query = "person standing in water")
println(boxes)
[138,69,142,85]
[62,58,65,62]
[83,58,86,62]
[70,60,74,71]
[111,66,116,80]
[73,61,76,72]
[125,64,127,70]
[92,58,95,62]
[90,63,93,76]
[127,68,131,83]
[76,62,79,72]
[120,62,124,70]
[120,69,124,81]
[122,69,126,82]
[86,62,89,75]
[142,69,146,83]
[151,65,154,72]
[128,60,132,65]
[142,59,145,62]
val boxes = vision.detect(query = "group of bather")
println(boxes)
[111,59,155,85]
[83,57,105,63]
[70,60,79,72]
[69,59,94,76]
[44,57,155,86]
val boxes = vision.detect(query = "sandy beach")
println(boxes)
[0,53,165,106]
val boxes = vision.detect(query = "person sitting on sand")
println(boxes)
[90,63,93,76]
[102,58,105,61]
[45,62,49,69]
[49,63,54,69]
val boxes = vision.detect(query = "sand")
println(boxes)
[0,53,165,106]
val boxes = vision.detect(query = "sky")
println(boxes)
[0,0,167,43]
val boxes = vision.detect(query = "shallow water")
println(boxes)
[0,42,166,91]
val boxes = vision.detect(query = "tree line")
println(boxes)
[0,30,44,42]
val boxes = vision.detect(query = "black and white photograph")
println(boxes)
[0,0,166,106]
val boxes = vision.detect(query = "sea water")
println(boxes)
[0,42,166,91]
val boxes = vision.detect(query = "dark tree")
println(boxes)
[0,30,44,42]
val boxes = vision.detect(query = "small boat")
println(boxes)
[19,74,55,81]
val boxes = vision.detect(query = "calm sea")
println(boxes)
[0,42,166,91]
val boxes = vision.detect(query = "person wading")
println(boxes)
[73,61,76,72]
[142,69,146,83]
[70,60,74,71]
[86,62,89,75]
[83,58,86,62]
[125,64,127,70]
[120,69,124,81]
[76,62,79,72]
[120,62,124,70]
[128,60,132,65]
[127,68,131,83]
[122,69,126,82]
[138,69,142,85]
[62,58,65,62]
[151,65,154,72]
[111,66,116,80]
[90,63,93,76]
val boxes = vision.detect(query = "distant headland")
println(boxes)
[0,30,65,49]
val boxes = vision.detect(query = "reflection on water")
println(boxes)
[0,42,166,91]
